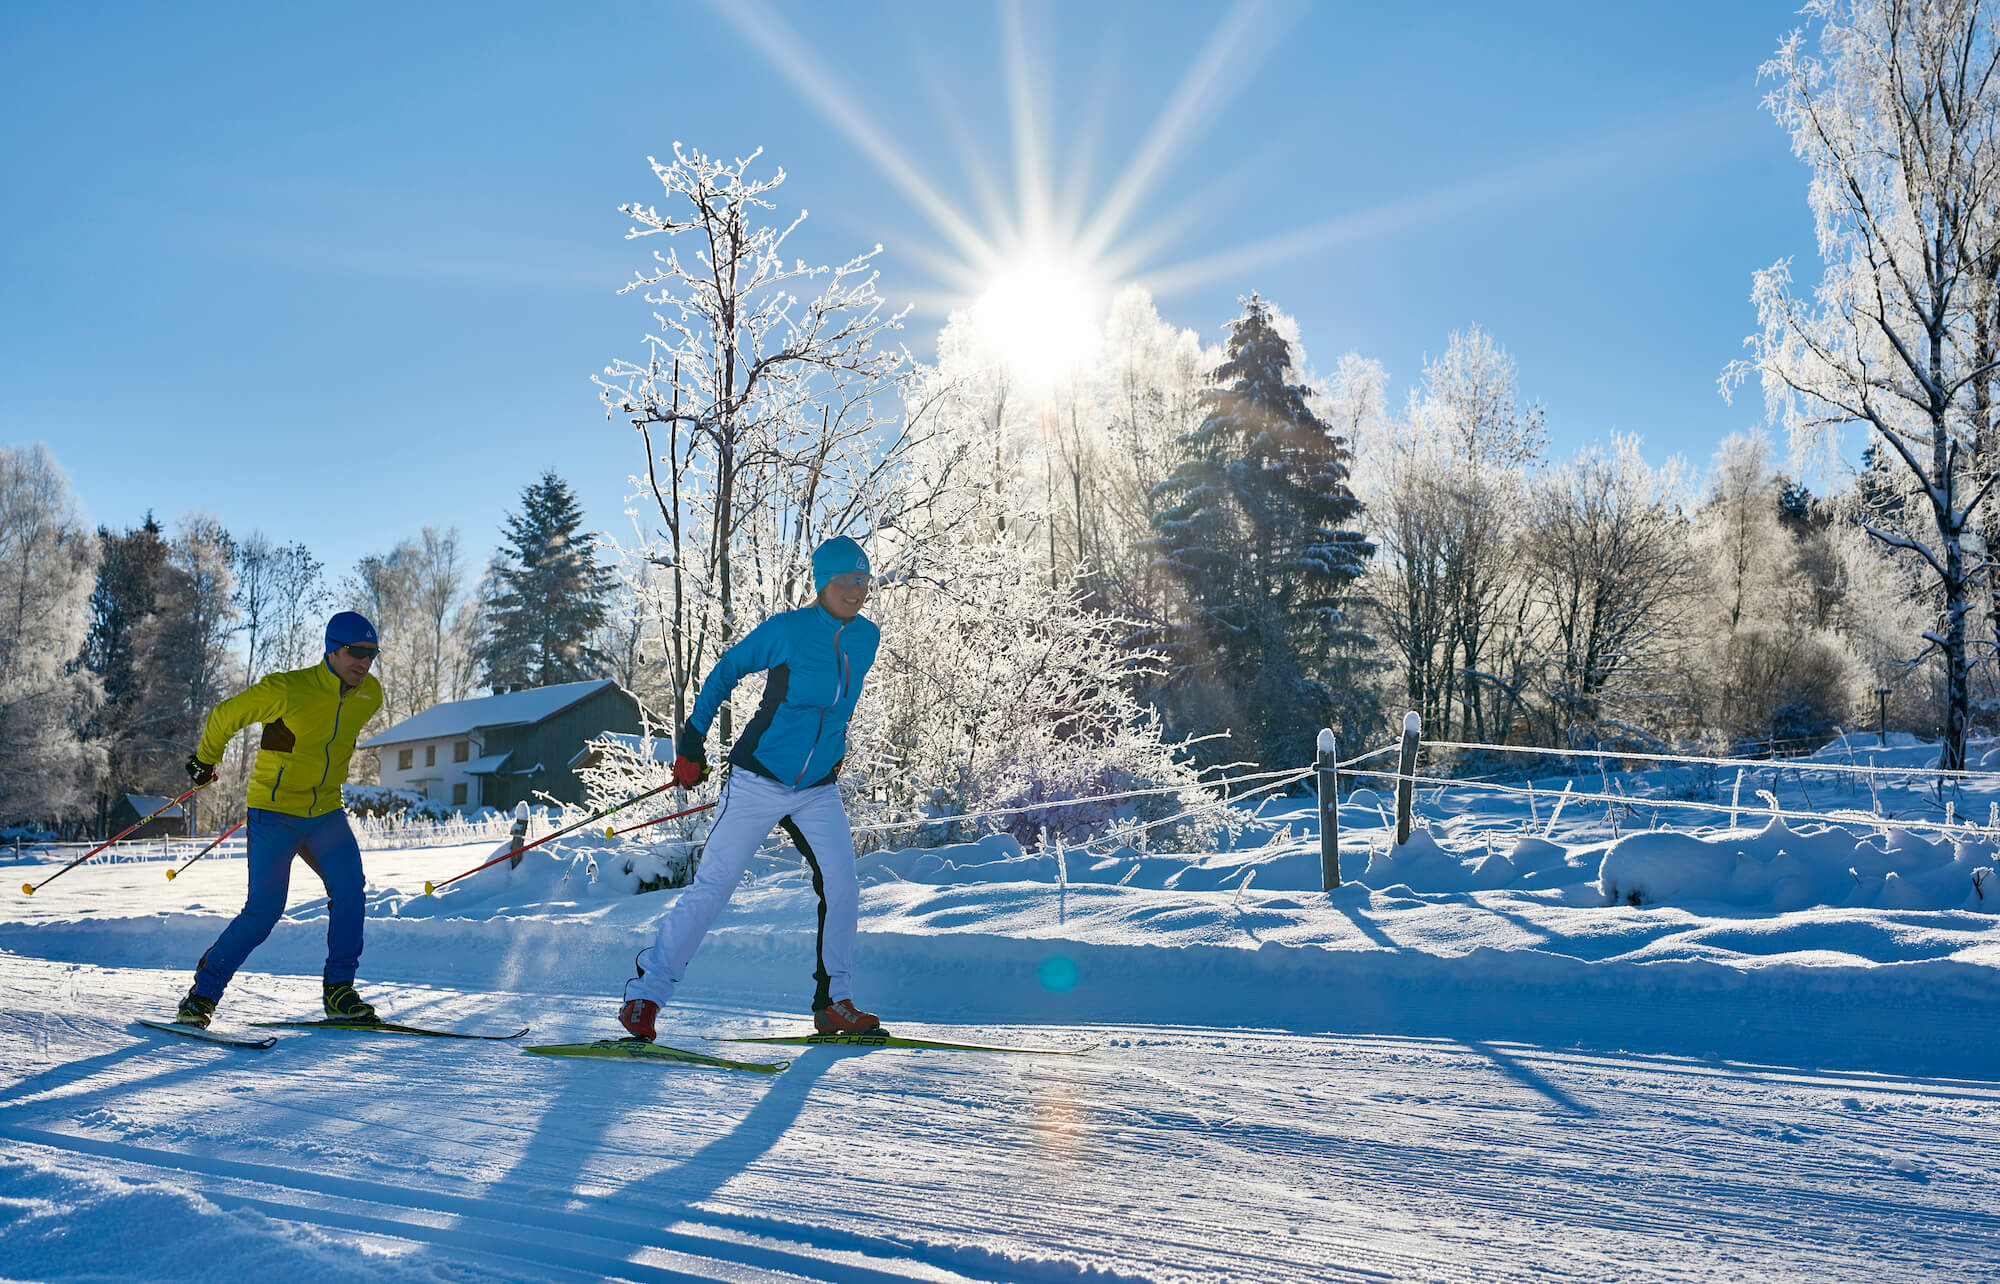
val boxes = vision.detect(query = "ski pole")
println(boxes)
[165,819,246,882]
[604,800,714,838]
[422,782,675,895]
[22,782,212,896]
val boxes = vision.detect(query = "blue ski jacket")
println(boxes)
[688,604,880,789]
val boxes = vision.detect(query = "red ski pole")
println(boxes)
[422,782,676,896]
[165,818,246,882]
[603,800,714,839]
[22,781,212,896]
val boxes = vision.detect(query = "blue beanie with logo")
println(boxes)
[812,536,870,592]
[325,610,378,655]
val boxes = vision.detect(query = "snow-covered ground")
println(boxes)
[5,740,2000,1281]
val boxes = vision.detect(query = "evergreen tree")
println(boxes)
[84,516,186,805]
[82,514,240,816]
[1147,294,1379,764]
[481,471,616,691]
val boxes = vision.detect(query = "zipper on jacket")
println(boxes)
[792,620,848,788]
[313,686,348,814]
[270,766,284,804]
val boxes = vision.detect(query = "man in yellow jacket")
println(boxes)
[175,611,386,1028]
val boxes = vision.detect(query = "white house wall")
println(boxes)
[374,734,488,809]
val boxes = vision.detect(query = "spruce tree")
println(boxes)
[481,472,615,691]
[84,515,188,800]
[1148,294,1378,764]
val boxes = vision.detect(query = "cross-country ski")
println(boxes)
[709,1031,1099,1055]
[134,1018,278,1051]
[249,1017,529,1040]
[524,1037,789,1074]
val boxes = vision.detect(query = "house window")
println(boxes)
[398,749,413,771]
[452,782,467,806]
[454,740,469,763]
[426,744,436,767]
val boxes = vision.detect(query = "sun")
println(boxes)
[971,255,1105,389]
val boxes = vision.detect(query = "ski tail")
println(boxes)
[137,1018,277,1050]
[525,1038,789,1073]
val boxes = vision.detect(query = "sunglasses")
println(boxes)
[343,644,380,661]
[829,573,873,590]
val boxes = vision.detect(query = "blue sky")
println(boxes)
[2,1,1813,585]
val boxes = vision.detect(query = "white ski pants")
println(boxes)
[627,768,859,1010]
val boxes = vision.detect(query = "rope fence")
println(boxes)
[1419,738,1989,783]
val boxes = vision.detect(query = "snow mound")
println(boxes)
[1598,816,1996,911]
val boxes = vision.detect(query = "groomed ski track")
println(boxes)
[5,955,1999,1282]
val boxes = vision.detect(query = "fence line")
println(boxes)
[1344,765,1989,841]
[844,765,1314,839]
[1420,738,1986,783]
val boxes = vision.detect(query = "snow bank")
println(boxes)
[1599,817,1997,912]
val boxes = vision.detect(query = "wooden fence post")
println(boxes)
[1395,711,1421,846]
[1317,728,1340,890]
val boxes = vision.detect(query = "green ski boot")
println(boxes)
[322,982,378,1022]
[176,988,217,1029]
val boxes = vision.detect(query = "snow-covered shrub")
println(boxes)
[571,732,708,890]
[341,785,455,821]
[851,556,1237,853]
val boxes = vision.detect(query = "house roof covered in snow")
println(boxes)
[566,731,674,771]
[122,795,184,819]
[358,680,618,749]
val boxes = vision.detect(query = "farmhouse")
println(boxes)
[358,680,644,812]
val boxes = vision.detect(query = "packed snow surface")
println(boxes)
[5,737,1999,1280]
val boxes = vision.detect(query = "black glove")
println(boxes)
[185,754,218,787]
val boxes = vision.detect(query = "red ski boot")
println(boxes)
[813,999,881,1035]
[619,999,659,1041]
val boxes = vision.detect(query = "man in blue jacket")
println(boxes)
[620,535,883,1041]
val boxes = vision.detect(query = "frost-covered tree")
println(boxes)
[1683,431,1863,746]
[1149,293,1379,765]
[596,145,916,735]
[0,445,105,824]
[1730,0,2000,769]
[1520,439,1700,744]
[234,534,331,684]
[480,473,615,693]
[1361,327,1543,745]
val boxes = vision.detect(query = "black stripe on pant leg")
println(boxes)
[779,815,831,1012]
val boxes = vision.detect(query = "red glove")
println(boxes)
[672,755,710,788]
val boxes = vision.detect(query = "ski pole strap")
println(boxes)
[22,781,212,896]
[423,782,674,895]
[166,818,246,882]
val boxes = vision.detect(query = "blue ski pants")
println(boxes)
[193,808,365,999]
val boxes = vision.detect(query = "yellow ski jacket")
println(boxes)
[196,660,385,818]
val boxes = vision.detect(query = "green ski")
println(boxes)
[251,1018,529,1040]
[524,1037,790,1074]
[710,1031,1097,1055]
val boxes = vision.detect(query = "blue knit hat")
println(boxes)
[812,536,870,592]
[325,610,378,654]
